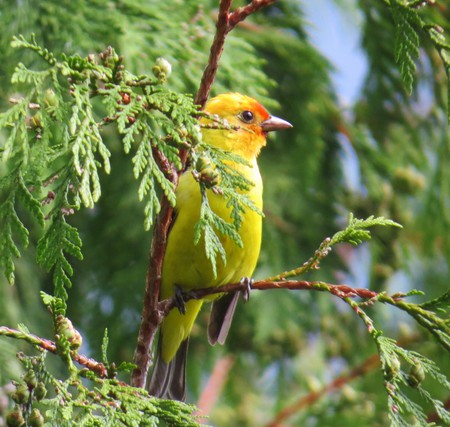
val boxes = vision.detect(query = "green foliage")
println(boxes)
[0,0,449,426]
[40,291,66,317]
[37,216,83,310]
[192,143,264,276]
[331,213,402,246]
[388,0,450,118]
[378,338,450,426]
[0,171,41,284]
[390,1,421,95]
[268,214,402,280]
[125,1,275,105]
[4,351,200,427]
[0,36,204,290]
[1,34,261,285]
[194,189,230,278]
[338,283,450,427]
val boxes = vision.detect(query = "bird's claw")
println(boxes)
[239,277,253,303]
[174,285,187,315]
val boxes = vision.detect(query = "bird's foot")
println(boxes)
[174,285,187,315]
[239,277,253,303]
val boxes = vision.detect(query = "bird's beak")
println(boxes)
[260,115,293,132]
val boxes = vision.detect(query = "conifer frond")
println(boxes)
[0,343,200,426]
[390,1,421,95]
[387,0,450,119]
[330,213,402,246]
[194,188,230,278]
[36,214,83,311]
[0,37,201,287]
[0,170,44,284]
[11,34,57,65]
[375,336,450,426]
[191,144,264,275]
[40,291,66,317]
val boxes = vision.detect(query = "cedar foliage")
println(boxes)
[0,1,449,426]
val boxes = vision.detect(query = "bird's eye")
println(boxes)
[240,110,254,123]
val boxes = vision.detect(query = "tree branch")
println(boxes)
[195,0,277,108]
[0,326,108,378]
[131,197,177,388]
[156,279,446,350]
[158,279,384,316]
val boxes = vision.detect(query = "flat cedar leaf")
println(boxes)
[330,214,402,246]
[16,323,30,334]
[54,263,72,294]
[159,141,182,170]
[377,333,450,424]
[36,215,82,305]
[117,361,137,372]
[40,291,65,316]
[390,1,421,94]
[40,291,55,307]
[224,188,264,230]
[132,135,149,178]
[101,329,109,366]
[11,63,50,85]
[420,289,450,310]
[11,34,56,64]
[9,203,30,248]
[0,185,33,284]
[17,172,45,226]
[148,150,176,205]
[144,189,161,230]
[194,188,245,278]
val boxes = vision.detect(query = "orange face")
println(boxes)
[201,93,292,159]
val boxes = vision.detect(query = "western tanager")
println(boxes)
[148,93,292,400]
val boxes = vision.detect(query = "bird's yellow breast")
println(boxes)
[160,159,263,300]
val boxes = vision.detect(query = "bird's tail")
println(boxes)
[147,333,189,401]
[208,291,240,345]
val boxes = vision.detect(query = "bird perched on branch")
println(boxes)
[148,93,292,401]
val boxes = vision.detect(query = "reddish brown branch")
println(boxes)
[195,0,277,107]
[195,0,232,108]
[131,199,177,388]
[0,326,108,378]
[151,144,176,181]
[228,0,277,28]
[158,280,381,317]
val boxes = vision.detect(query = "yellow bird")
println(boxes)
[148,93,292,400]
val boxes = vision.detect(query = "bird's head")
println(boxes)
[200,93,292,160]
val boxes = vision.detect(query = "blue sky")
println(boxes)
[303,0,368,106]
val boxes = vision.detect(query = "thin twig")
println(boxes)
[0,326,108,378]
